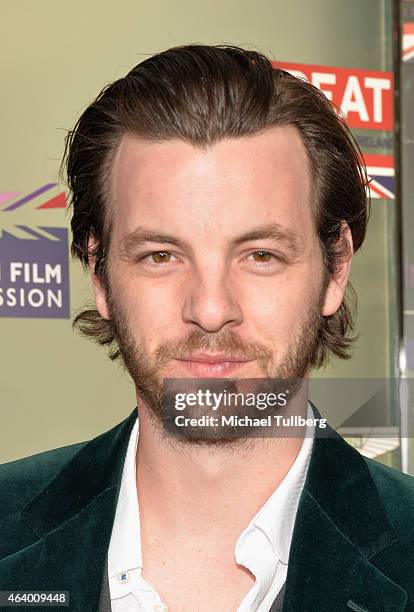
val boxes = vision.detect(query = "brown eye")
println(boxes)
[251,250,273,263]
[151,251,171,263]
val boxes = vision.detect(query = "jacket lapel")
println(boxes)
[282,405,407,612]
[0,409,137,612]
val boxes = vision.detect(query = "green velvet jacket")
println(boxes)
[0,406,413,612]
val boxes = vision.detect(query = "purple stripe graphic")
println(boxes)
[3,183,56,211]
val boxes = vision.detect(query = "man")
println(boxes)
[0,44,413,612]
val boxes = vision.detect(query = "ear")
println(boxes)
[88,237,110,320]
[321,222,354,317]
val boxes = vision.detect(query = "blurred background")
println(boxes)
[1,0,413,473]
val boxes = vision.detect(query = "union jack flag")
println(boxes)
[402,22,414,63]
[364,154,395,200]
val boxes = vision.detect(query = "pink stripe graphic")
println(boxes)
[3,183,56,211]
[0,191,22,206]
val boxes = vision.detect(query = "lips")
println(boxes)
[174,354,254,377]
[178,353,252,364]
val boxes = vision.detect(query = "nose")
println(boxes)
[182,268,243,333]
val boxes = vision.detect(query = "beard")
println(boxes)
[106,283,325,446]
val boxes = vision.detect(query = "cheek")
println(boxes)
[245,268,322,337]
[245,291,299,343]
[111,274,182,347]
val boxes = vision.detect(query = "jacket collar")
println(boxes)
[4,404,407,612]
[12,409,137,612]
[21,409,137,539]
[281,402,407,611]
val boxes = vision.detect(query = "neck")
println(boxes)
[135,381,309,540]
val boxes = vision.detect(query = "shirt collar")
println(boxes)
[108,417,141,579]
[246,401,315,564]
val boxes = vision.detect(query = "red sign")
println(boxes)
[273,61,393,131]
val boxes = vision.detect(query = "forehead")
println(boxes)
[109,125,314,241]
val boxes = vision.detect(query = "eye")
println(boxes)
[141,251,175,264]
[247,250,279,264]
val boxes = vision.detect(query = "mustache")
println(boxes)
[153,328,274,373]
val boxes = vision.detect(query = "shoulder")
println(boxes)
[0,411,136,563]
[0,441,88,561]
[364,456,414,527]
[365,455,414,491]
[0,410,137,519]
[360,456,414,604]
[0,441,87,515]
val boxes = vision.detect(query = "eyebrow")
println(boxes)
[118,223,305,259]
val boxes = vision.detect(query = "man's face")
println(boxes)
[92,126,346,442]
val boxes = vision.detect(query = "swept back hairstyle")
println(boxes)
[62,44,370,368]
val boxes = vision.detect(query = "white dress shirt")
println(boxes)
[108,403,315,612]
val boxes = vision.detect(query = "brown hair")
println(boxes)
[61,44,370,368]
